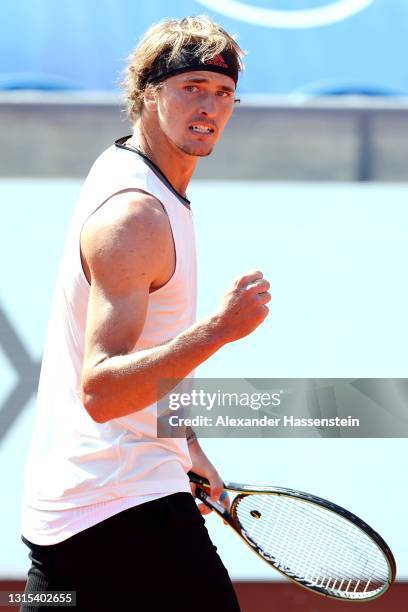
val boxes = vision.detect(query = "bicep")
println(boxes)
[83,281,150,370]
[80,192,166,372]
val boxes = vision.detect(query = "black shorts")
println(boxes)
[21,492,241,612]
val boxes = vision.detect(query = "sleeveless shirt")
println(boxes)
[21,138,196,544]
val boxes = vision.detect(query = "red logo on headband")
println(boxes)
[206,54,229,69]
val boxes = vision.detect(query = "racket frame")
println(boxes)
[189,471,396,601]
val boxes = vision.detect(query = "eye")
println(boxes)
[216,90,232,98]
[184,85,199,93]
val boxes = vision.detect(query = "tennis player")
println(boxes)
[21,16,270,611]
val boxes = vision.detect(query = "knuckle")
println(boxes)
[236,270,264,291]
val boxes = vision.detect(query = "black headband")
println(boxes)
[145,45,239,87]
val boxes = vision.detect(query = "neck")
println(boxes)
[131,118,197,198]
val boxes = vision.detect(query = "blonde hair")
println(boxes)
[123,15,245,122]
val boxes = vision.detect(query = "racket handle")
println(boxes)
[195,487,230,519]
[187,471,211,488]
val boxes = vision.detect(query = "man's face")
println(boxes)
[150,70,236,157]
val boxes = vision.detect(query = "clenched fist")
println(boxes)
[212,270,271,344]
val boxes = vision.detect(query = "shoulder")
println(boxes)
[81,190,170,289]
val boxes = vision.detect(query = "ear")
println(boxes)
[143,85,158,112]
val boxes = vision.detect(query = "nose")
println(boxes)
[198,92,216,117]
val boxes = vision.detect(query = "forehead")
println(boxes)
[167,70,236,91]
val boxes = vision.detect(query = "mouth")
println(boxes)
[188,123,215,137]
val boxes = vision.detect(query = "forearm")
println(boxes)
[82,314,225,423]
[185,425,197,446]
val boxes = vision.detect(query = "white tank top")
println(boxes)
[21,137,196,544]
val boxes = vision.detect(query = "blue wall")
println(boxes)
[1,0,407,95]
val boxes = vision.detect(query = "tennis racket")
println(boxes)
[188,471,396,601]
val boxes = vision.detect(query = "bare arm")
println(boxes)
[80,192,270,424]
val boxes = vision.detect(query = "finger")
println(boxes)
[247,279,270,294]
[258,291,271,304]
[209,475,223,502]
[236,270,263,288]
[197,502,212,515]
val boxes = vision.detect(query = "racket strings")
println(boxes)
[254,499,380,591]
[233,493,390,599]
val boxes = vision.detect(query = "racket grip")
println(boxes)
[195,487,230,519]
[187,471,211,488]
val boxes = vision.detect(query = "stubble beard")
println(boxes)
[177,142,214,157]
